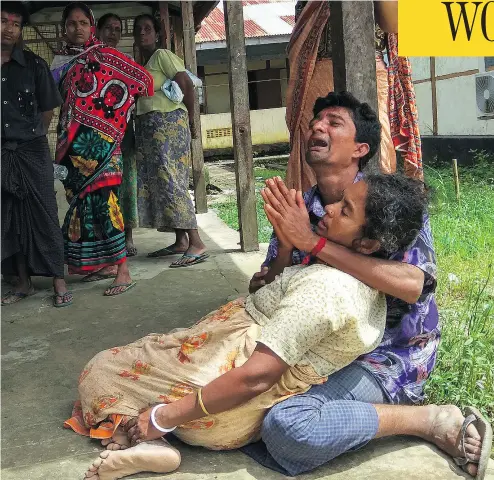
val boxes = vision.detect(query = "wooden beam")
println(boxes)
[159,2,171,50]
[329,2,378,111]
[193,2,219,29]
[430,57,438,135]
[224,1,259,252]
[182,1,207,214]
[172,15,184,59]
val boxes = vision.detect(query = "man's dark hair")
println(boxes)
[61,2,93,28]
[313,91,381,169]
[133,14,161,36]
[1,2,30,26]
[363,174,428,255]
[97,13,122,31]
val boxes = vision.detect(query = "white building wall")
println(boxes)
[413,82,434,136]
[410,57,494,137]
[437,75,494,136]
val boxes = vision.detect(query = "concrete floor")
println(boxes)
[1,211,493,480]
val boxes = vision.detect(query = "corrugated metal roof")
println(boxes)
[280,15,295,27]
[196,0,295,43]
[243,19,268,38]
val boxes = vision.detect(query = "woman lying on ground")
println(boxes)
[66,175,427,480]
[67,172,429,480]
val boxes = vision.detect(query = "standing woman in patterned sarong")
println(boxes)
[96,13,139,257]
[133,14,208,268]
[51,2,153,295]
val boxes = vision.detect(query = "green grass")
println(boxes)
[423,155,494,423]
[212,157,494,422]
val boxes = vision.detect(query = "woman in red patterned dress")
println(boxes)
[51,3,153,296]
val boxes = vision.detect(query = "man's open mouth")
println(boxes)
[308,137,329,149]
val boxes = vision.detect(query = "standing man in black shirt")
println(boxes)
[1,2,72,307]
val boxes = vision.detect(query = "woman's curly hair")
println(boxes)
[363,174,429,256]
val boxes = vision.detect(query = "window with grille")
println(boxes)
[206,128,233,139]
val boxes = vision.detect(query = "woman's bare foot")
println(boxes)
[85,439,181,479]
[82,266,118,283]
[101,427,130,451]
[426,405,482,476]
[104,262,134,296]
[147,241,189,258]
[53,278,72,307]
[1,278,34,306]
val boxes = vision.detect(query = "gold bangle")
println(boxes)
[197,388,210,416]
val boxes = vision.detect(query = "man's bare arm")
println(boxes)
[316,242,424,304]
[264,178,425,304]
[374,0,398,33]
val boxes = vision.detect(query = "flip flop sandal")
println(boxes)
[126,245,138,257]
[453,406,493,480]
[82,272,117,283]
[1,288,35,306]
[53,291,73,308]
[169,253,210,268]
[104,282,137,297]
[147,247,186,258]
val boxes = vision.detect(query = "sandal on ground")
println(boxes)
[82,271,117,283]
[126,244,138,257]
[1,286,35,306]
[147,247,187,258]
[103,282,137,297]
[169,253,209,268]
[53,291,73,308]
[453,406,493,480]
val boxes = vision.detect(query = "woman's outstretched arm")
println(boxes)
[125,344,289,444]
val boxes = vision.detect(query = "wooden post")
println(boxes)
[182,1,207,214]
[452,158,460,202]
[159,2,171,50]
[172,15,184,59]
[329,2,378,114]
[224,1,259,252]
[430,57,438,135]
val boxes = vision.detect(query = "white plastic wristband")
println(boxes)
[150,404,177,434]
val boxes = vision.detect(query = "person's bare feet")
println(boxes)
[53,278,72,307]
[426,405,482,476]
[85,439,181,479]
[104,263,133,296]
[101,427,130,451]
[171,237,208,267]
[82,266,118,283]
[1,278,34,305]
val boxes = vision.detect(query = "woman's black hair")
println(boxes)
[97,13,122,31]
[1,1,30,26]
[133,14,161,36]
[362,174,429,255]
[313,91,381,170]
[62,2,92,28]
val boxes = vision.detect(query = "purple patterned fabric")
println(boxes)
[262,173,440,403]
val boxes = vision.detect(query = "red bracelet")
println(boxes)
[301,237,326,265]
